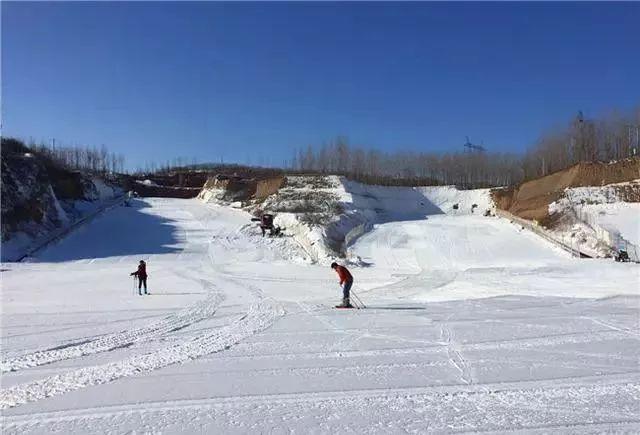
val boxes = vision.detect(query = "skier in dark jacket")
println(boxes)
[331,262,353,308]
[130,260,148,295]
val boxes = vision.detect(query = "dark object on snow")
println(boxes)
[615,250,630,262]
[452,203,459,210]
[471,204,478,213]
[251,213,283,237]
[484,209,492,217]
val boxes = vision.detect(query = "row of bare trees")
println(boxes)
[134,157,202,176]
[522,109,639,180]
[27,141,126,175]
[293,108,639,188]
[292,138,524,188]
[20,108,638,186]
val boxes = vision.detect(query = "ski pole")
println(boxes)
[349,290,362,309]
[355,293,366,309]
[133,276,137,296]
[351,290,366,309]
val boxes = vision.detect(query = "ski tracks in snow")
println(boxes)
[2,265,285,409]
[440,315,473,385]
[1,281,224,373]
[0,298,284,409]
[3,374,638,434]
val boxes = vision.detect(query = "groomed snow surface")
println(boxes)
[1,190,639,433]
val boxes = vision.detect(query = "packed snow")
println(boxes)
[1,186,638,433]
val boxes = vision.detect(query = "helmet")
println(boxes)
[330,262,338,269]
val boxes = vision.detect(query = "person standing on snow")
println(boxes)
[331,262,353,308]
[130,260,148,295]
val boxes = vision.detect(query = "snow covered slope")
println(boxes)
[548,180,640,258]
[349,213,636,301]
[1,196,638,433]
[1,175,123,262]
[255,176,494,264]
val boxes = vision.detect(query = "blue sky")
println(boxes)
[3,2,639,169]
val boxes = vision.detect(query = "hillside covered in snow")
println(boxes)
[548,180,640,259]
[202,175,495,264]
[1,138,124,261]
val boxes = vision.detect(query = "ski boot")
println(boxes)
[335,298,354,309]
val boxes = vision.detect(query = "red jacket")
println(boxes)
[334,265,353,285]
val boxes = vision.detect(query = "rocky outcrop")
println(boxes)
[133,182,201,198]
[1,138,123,261]
[1,139,66,241]
[198,174,285,203]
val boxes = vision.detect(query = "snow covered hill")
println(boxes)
[548,180,640,259]
[252,176,495,264]
[1,141,124,262]
[1,194,638,433]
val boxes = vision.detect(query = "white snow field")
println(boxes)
[1,194,639,434]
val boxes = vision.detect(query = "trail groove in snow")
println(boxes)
[2,374,638,434]
[440,319,473,385]
[1,287,224,373]
[0,299,284,409]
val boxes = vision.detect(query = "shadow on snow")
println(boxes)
[34,200,183,262]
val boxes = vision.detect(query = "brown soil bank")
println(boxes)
[492,157,640,223]
[200,174,285,202]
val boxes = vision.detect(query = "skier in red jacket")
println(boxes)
[331,262,353,308]
[130,260,148,295]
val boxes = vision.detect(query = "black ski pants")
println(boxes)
[138,276,147,290]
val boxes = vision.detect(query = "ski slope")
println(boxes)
[1,197,639,433]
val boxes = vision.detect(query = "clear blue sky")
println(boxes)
[3,2,639,169]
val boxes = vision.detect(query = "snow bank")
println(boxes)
[92,178,122,200]
[197,186,225,203]
[330,180,494,261]
[2,178,124,262]
[246,176,494,265]
[548,180,640,258]
[588,203,640,246]
[417,185,493,215]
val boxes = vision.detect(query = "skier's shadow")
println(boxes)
[367,306,427,311]
[153,292,206,296]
